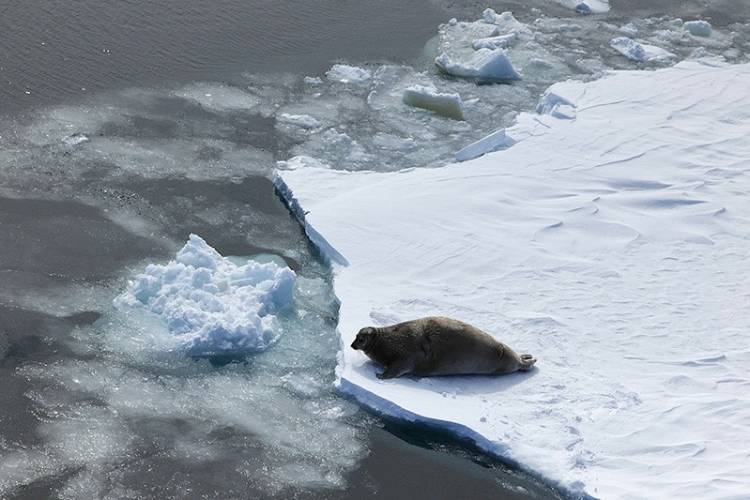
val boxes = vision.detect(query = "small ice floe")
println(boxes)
[610,37,677,62]
[62,133,90,147]
[454,128,509,161]
[435,49,521,82]
[277,113,321,129]
[115,234,296,355]
[471,33,517,50]
[276,155,332,170]
[326,64,372,84]
[684,20,712,37]
[402,85,465,120]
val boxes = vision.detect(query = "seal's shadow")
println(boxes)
[358,360,538,395]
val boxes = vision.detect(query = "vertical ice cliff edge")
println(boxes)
[274,60,750,499]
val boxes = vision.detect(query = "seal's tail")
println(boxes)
[519,354,536,371]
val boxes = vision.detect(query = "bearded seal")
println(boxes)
[351,316,536,379]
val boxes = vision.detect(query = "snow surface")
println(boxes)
[115,234,296,355]
[276,60,750,498]
[402,85,465,120]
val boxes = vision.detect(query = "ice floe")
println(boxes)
[610,36,677,62]
[435,49,521,82]
[115,234,296,355]
[402,85,465,120]
[277,60,750,498]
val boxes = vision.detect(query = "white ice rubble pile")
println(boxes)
[115,234,296,354]
[402,85,465,120]
[276,60,750,499]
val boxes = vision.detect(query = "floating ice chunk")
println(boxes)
[684,20,712,37]
[435,49,521,82]
[276,155,332,170]
[620,23,639,37]
[610,37,647,61]
[454,128,509,161]
[402,85,464,120]
[472,33,518,50]
[303,76,323,86]
[575,3,592,15]
[326,64,372,84]
[480,9,527,33]
[553,0,610,13]
[115,234,296,355]
[278,113,321,129]
[62,133,90,147]
[610,37,676,62]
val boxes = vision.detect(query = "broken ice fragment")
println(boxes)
[402,85,465,120]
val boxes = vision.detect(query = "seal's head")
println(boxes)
[351,327,377,351]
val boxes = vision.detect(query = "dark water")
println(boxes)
[0,0,445,113]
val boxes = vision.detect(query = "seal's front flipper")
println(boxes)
[376,359,411,379]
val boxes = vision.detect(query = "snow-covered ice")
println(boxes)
[277,60,750,498]
[402,85,465,120]
[610,36,677,63]
[115,234,296,355]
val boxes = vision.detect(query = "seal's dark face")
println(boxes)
[351,327,376,351]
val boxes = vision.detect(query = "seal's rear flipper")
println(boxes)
[519,354,536,371]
